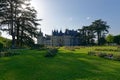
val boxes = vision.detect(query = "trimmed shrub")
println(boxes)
[45,48,58,57]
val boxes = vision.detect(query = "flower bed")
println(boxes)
[95,48,120,52]
[88,51,120,61]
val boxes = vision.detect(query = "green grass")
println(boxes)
[0,46,120,80]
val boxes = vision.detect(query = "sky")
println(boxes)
[2,0,120,37]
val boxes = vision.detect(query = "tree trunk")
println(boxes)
[16,24,20,47]
[10,2,15,48]
[97,32,101,45]
[20,27,23,47]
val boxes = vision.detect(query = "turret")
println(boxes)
[37,29,44,45]
[39,28,43,36]
[59,29,63,36]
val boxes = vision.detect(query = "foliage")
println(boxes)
[88,52,108,58]
[114,35,120,45]
[0,36,11,48]
[106,34,114,43]
[97,52,107,58]
[0,32,1,36]
[95,48,120,52]
[65,46,76,51]
[88,51,96,56]
[99,37,106,45]
[78,19,110,46]
[117,46,120,51]
[113,55,120,61]
[45,48,58,57]
[0,0,40,48]
[0,50,21,57]
[87,51,120,61]
[0,42,3,51]
[91,19,110,45]
[78,26,95,45]
[31,44,45,50]
[64,46,84,51]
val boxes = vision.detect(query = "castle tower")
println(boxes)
[37,29,44,45]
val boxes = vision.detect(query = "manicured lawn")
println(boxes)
[0,46,120,80]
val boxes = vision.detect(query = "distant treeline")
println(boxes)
[106,34,120,45]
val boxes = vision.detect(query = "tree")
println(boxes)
[16,5,40,47]
[0,0,40,48]
[85,26,95,45]
[114,35,120,45]
[0,42,3,51]
[99,37,106,45]
[91,19,110,45]
[0,0,27,48]
[106,34,114,44]
[0,32,1,36]
[78,26,95,45]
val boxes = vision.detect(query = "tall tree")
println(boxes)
[0,0,40,48]
[78,26,95,45]
[91,19,110,45]
[17,6,40,47]
[0,0,26,48]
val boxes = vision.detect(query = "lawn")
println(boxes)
[0,46,120,80]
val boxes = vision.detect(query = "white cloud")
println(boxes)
[86,17,91,20]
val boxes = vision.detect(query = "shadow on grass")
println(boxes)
[0,49,120,80]
[50,51,120,80]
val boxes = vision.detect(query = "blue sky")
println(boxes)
[2,0,120,37]
[30,0,120,35]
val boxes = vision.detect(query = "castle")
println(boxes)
[37,29,80,46]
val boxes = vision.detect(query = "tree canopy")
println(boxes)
[78,19,110,46]
[106,34,114,43]
[0,0,40,48]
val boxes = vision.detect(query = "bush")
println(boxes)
[88,51,120,61]
[113,55,120,61]
[95,48,118,52]
[45,48,58,57]
[117,46,120,51]
[31,44,45,50]
[0,50,21,58]
[88,51,96,56]
[74,46,80,49]
[98,52,107,58]
[0,42,3,51]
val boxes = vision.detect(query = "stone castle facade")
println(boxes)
[37,29,80,46]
